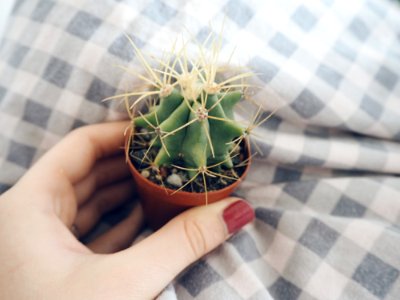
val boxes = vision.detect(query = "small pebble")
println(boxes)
[166,173,183,187]
[141,170,150,178]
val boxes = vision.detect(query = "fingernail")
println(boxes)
[223,200,255,234]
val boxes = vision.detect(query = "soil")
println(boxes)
[128,128,249,193]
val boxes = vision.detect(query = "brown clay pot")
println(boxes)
[125,135,251,230]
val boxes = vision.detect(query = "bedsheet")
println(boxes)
[0,0,400,299]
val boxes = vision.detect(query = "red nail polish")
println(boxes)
[223,200,255,234]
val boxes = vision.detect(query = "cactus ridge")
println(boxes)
[135,88,245,172]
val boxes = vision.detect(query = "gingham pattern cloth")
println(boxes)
[1,0,400,299]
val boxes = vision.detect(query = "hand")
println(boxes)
[0,122,254,300]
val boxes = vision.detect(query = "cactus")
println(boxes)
[105,33,269,194]
[134,85,244,171]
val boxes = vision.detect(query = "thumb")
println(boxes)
[112,197,254,298]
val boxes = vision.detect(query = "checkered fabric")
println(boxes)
[1,0,400,299]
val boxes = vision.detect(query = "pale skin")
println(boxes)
[0,122,250,300]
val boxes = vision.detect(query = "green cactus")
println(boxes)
[105,33,265,192]
[134,88,244,172]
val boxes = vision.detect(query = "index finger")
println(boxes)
[25,121,131,185]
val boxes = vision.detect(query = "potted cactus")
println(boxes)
[107,33,267,229]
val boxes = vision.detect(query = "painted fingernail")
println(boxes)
[223,200,255,234]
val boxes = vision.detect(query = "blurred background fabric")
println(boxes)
[1,0,400,299]
[0,1,14,41]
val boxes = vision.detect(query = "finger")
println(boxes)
[22,121,130,189]
[87,204,144,254]
[74,179,136,237]
[16,121,130,225]
[109,198,254,298]
[74,155,132,205]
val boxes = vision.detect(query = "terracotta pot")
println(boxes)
[125,134,251,230]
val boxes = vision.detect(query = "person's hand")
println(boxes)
[0,122,254,300]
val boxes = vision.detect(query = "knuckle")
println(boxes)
[67,126,87,140]
[182,218,209,259]
[65,127,92,149]
[67,127,94,150]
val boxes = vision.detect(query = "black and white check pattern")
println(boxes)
[1,0,400,299]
